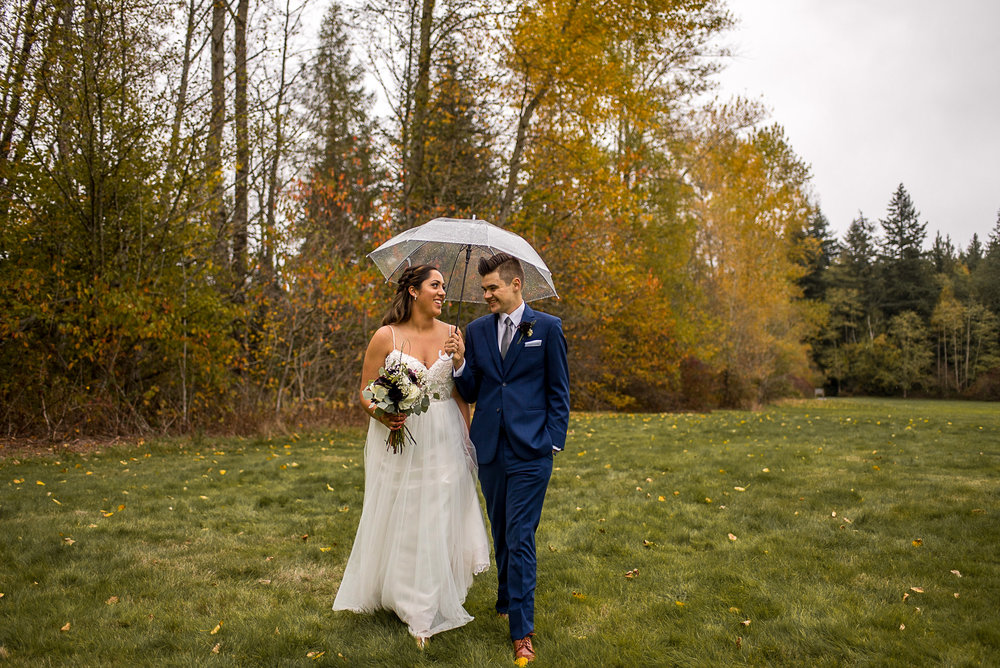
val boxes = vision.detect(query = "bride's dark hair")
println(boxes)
[381,264,437,326]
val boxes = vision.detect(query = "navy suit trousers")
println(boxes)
[478,426,552,641]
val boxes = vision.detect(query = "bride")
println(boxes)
[332,264,490,646]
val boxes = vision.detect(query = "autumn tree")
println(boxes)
[887,311,931,397]
[687,117,817,407]
[0,0,237,435]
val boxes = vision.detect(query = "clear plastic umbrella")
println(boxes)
[367,217,558,324]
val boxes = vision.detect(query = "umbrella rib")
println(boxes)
[444,243,464,301]
[382,240,431,281]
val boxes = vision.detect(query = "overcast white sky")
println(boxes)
[713,0,1000,249]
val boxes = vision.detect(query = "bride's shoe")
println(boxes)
[415,636,429,650]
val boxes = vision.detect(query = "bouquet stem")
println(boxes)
[385,424,415,454]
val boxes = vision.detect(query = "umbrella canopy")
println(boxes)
[367,217,558,304]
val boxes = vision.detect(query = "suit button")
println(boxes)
[502,382,507,387]
[496,408,500,413]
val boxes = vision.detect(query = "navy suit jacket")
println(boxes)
[454,303,570,464]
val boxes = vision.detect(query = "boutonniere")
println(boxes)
[517,320,536,341]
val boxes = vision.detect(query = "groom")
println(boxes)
[446,252,570,664]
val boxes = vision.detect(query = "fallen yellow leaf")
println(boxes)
[60,622,71,632]
[910,587,924,593]
[657,495,666,502]
[106,596,119,605]
[950,570,962,577]
[117,504,126,511]
[912,538,923,547]
[36,481,45,486]
[515,658,529,668]
[212,643,220,654]
[210,621,222,635]
[728,533,738,541]
[740,620,751,627]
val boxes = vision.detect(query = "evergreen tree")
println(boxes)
[930,232,957,275]
[410,45,499,219]
[962,233,983,272]
[300,2,382,260]
[829,214,880,341]
[879,183,926,259]
[877,184,936,318]
[972,212,1000,316]
[799,210,838,301]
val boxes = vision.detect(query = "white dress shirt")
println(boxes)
[453,301,526,377]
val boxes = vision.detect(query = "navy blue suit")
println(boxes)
[454,303,570,640]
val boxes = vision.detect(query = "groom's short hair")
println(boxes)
[478,252,524,285]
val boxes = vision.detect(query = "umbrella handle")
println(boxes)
[454,244,471,330]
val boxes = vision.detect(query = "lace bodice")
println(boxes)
[385,351,453,402]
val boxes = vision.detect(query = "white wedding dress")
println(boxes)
[332,349,490,639]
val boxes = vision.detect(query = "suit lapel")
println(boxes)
[485,313,503,373]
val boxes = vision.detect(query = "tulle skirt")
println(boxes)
[332,398,490,638]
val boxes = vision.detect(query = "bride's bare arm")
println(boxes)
[452,388,471,428]
[360,326,406,430]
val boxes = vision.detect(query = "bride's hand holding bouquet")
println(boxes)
[363,353,434,453]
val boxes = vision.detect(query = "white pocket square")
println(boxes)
[524,339,542,347]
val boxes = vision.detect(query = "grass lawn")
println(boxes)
[1,398,998,666]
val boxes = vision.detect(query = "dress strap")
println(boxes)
[388,325,397,351]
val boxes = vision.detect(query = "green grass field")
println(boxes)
[2,398,998,666]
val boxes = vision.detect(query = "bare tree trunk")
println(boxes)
[498,84,547,225]
[402,0,434,227]
[263,0,295,287]
[963,313,971,390]
[232,0,249,292]
[167,0,202,171]
[0,0,41,169]
[209,0,227,268]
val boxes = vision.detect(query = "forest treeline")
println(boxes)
[803,184,1000,400]
[0,0,996,439]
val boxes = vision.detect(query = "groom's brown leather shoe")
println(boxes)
[513,636,535,663]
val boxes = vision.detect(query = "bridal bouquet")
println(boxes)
[363,355,433,453]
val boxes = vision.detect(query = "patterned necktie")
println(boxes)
[500,317,513,359]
